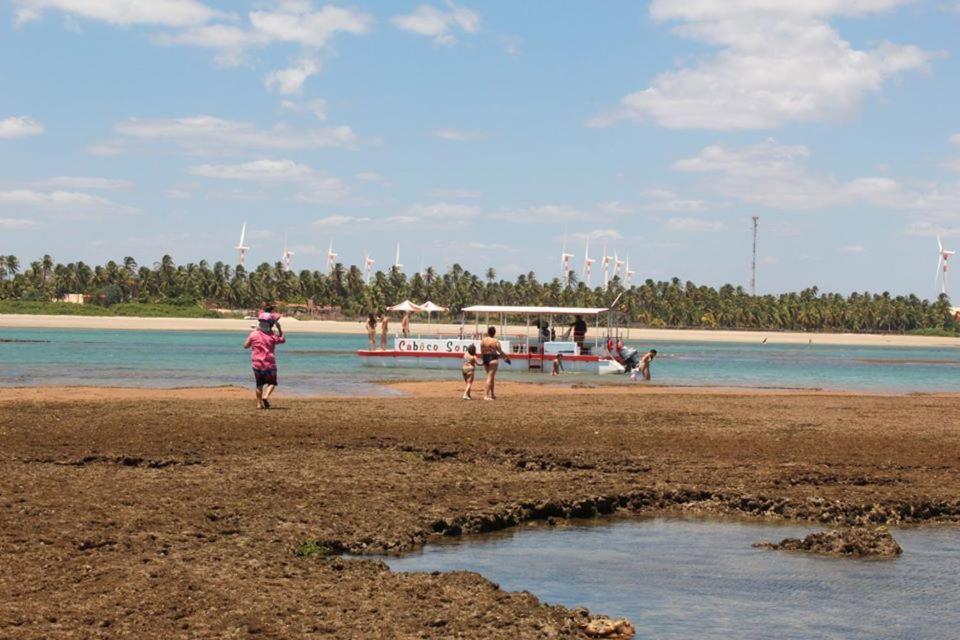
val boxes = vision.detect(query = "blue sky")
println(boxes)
[2,0,960,296]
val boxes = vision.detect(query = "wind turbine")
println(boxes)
[364,253,376,284]
[937,236,955,297]
[235,222,249,267]
[583,239,595,287]
[601,244,613,289]
[281,234,294,271]
[560,241,574,284]
[394,242,403,272]
[625,254,635,288]
[614,251,625,281]
[326,240,338,274]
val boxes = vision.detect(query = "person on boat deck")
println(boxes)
[570,315,587,348]
[379,311,389,350]
[243,316,285,410]
[551,352,565,376]
[632,349,657,382]
[480,326,511,401]
[366,313,377,350]
[401,311,411,338]
[461,344,479,400]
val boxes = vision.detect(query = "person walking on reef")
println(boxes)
[480,326,511,401]
[244,314,286,410]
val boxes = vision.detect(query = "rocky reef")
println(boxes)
[753,526,902,558]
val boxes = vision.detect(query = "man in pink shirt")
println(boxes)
[243,320,286,410]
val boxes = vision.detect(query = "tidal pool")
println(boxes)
[385,518,960,639]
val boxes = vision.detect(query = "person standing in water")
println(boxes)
[401,311,411,338]
[461,344,479,400]
[379,311,389,350]
[480,326,511,401]
[366,313,377,350]
[551,352,565,376]
[632,349,657,381]
[243,315,286,410]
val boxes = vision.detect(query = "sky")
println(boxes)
[2,0,960,297]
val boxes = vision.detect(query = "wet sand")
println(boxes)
[2,384,959,638]
[2,312,959,347]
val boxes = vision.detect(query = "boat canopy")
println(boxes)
[461,305,608,316]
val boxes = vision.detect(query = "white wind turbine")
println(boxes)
[235,222,249,267]
[326,240,338,274]
[625,254,635,288]
[281,234,294,271]
[601,244,613,289]
[364,253,376,284]
[614,251,625,281]
[583,239,595,287]
[936,236,955,297]
[394,242,403,272]
[560,241,574,284]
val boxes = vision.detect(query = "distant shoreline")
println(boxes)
[1,313,958,347]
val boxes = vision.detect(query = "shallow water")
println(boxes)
[0,328,958,394]
[385,518,960,640]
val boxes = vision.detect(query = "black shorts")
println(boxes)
[253,367,278,387]
[482,353,497,366]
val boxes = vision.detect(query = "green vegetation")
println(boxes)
[294,540,330,558]
[0,300,221,318]
[0,253,956,334]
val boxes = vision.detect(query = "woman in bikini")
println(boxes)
[366,313,377,350]
[461,344,478,400]
[480,326,511,401]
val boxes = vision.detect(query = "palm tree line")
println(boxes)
[0,253,955,334]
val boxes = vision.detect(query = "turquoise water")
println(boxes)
[0,328,958,394]
[385,518,960,640]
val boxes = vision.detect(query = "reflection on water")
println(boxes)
[1,327,959,394]
[385,518,960,640]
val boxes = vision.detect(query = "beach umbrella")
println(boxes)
[388,300,421,313]
[418,300,447,325]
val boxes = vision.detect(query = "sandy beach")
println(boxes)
[2,382,959,638]
[2,312,959,347]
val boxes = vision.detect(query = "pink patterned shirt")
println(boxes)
[245,330,285,370]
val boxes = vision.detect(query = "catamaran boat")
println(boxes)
[357,304,626,375]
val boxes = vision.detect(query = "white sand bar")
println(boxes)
[1,313,959,347]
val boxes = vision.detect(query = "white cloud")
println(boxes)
[674,140,915,210]
[191,158,348,203]
[14,0,219,27]
[33,176,133,190]
[589,1,934,130]
[355,171,383,182]
[0,216,43,230]
[97,115,361,154]
[164,188,192,200]
[837,244,867,254]
[640,188,710,212]
[407,201,482,220]
[155,4,371,67]
[392,1,479,45]
[427,188,480,198]
[280,98,327,121]
[568,228,623,242]
[265,58,320,95]
[0,116,44,139]
[664,217,726,233]
[249,5,371,47]
[0,189,136,215]
[493,204,583,223]
[312,214,371,229]
[431,128,486,141]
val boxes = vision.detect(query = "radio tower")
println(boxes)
[750,216,759,296]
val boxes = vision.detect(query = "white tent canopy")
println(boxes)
[418,301,447,313]
[461,305,608,316]
[388,300,421,312]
